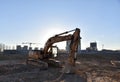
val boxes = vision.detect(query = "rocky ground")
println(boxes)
[0,62,86,82]
[0,54,120,82]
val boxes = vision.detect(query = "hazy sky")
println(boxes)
[0,0,120,50]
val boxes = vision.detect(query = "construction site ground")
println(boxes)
[0,53,120,82]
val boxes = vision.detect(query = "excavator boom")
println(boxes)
[43,35,72,57]
[43,28,80,59]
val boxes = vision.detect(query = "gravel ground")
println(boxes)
[0,60,86,82]
[0,54,120,82]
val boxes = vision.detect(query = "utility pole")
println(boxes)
[102,44,104,50]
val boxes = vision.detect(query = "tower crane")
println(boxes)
[22,42,41,50]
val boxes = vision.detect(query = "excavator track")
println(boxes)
[45,59,62,67]
[26,59,48,70]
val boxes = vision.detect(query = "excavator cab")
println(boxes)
[50,46,58,57]
[27,46,58,60]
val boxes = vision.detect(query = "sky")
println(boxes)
[0,0,120,50]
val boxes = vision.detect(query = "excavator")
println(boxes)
[27,28,81,73]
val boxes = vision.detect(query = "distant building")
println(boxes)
[34,47,39,50]
[16,45,28,54]
[4,50,18,54]
[86,42,98,51]
[16,45,22,51]
[23,46,28,51]
[66,40,71,52]
[90,42,97,51]
[29,47,32,50]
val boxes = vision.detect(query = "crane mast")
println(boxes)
[22,42,40,50]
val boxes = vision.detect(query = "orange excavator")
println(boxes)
[27,28,81,73]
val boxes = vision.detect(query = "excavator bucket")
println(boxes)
[62,61,76,74]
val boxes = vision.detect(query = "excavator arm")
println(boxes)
[68,28,80,66]
[43,34,72,57]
